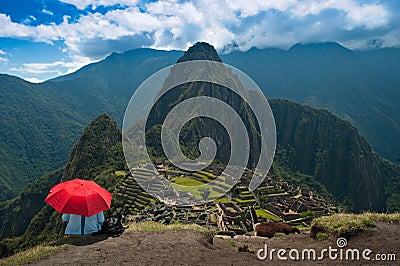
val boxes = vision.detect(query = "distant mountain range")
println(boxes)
[222,42,400,164]
[1,43,400,258]
[144,42,391,212]
[0,49,181,200]
[0,42,399,201]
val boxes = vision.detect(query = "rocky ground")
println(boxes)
[27,222,399,265]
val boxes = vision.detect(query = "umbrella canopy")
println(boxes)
[45,179,112,217]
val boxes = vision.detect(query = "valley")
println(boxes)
[1,42,400,200]
[0,42,399,262]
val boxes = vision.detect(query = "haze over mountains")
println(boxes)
[0,42,400,201]
[222,42,400,164]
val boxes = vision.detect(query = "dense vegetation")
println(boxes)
[270,99,386,211]
[1,101,400,257]
[0,49,181,200]
[144,43,394,212]
[0,168,63,240]
[1,42,400,259]
[380,159,400,212]
[0,114,124,258]
[222,43,400,162]
[1,42,400,200]
[0,75,85,200]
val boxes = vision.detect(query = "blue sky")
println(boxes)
[0,0,399,82]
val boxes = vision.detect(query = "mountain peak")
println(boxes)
[63,114,121,181]
[288,41,352,53]
[177,42,222,63]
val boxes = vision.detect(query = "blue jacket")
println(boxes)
[62,212,105,235]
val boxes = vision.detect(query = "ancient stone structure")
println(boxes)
[114,162,337,233]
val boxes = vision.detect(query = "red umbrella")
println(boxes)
[45,179,112,217]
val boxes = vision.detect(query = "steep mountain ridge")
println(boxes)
[144,43,263,168]
[144,43,388,212]
[63,114,121,181]
[0,41,399,203]
[270,99,385,211]
[0,114,125,257]
[0,168,63,240]
[0,74,85,200]
[1,100,398,257]
[222,42,400,162]
[0,49,182,200]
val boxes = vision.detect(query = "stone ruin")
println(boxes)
[114,163,338,235]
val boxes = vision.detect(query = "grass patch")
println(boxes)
[0,245,65,266]
[171,177,205,186]
[224,238,238,247]
[316,233,330,240]
[170,180,222,200]
[239,191,253,196]
[125,221,209,233]
[294,193,302,198]
[255,208,281,221]
[114,170,126,176]
[192,172,209,180]
[214,197,230,203]
[293,224,310,230]
[148,197,157,204]
[300,211,316,218]
[312,212,400,239]
[197,170,216,178]
[234,198,256,203]
[264,192,288,197]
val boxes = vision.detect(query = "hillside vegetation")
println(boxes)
[0,49,181,200]
[311,212,400,239]
[0,114,124,258]
[1,104,400,258]
[223,43,400,162]
[1,42,400,259]
[1,43,400,200]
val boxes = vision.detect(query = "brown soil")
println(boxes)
[29,222,399,265]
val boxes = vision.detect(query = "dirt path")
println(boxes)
[29,222,399,265]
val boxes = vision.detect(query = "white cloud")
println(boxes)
[291,0,389,30]
[0,0,398,79]
[25,77,44,83]
[0,0,394,53]
[0,14,33,38]
[9,57,93,76]
[0,49,9,64]
[227,0,295,18]
[345,3,389,30]
[0,57,9,64]
[42,9,54,16]
[59,0,137,10]
[22,15,37,25]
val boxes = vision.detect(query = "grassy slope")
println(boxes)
[311,212,400,240]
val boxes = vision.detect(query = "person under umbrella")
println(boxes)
[62,212,105,235]
[45,178,112,235]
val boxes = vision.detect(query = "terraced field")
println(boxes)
[111,166,331,227]
[112,170,157,215]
